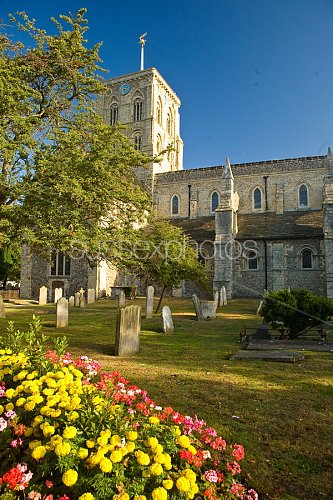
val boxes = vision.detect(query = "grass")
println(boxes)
[1,297,333,500]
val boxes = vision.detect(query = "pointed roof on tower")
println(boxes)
[223,157,234,179]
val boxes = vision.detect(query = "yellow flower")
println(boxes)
[149,416,160,425]
[50,435,63,446]
[5,403,14,412]
[78,448,89,459]
[146,437,159,449]
[5,388,16,399]
[43,425,55,437]
[99,457,113,473]
[62,469,78,487]
[55,442,71,457]
[151,487,168,500]
[24,401,36,412]
[86,440,95,448]
[110,450,123,463]
[15,397,26,407]
[154,453,166,464]
[134,496,147,500]
[29,440,42,450]
[177,435,191,449]
[67,411,79,421]
[176,476,190,492]
[0,405,4,414]
[31,445,47,460]
[78,494,95,500]
[113,494,129,500]
[111,434,121,446]
[183,469,197,483]
[125,442,135,453]
[24,427,33,437]
[63,426,77,439]
[187,445,197,455]
[126,430,138,441]
[142,470,150,478]
[162,479,173,490]
[150,463,163,475]
[135,451,150,466]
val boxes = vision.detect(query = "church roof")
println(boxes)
[170,210,324,242]
[236,210,324,240]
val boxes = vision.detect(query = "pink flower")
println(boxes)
[5,410,16,419]
[0,417,8,431]
[204,470,219,483]
[45,480,53,489]
[227,461,242,475]
[246,489,259,500]
[29,492,42,499]
[10,438,23,448]
[230,483,245,497]
[232,444,245,461]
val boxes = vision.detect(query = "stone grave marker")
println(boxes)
[0,294,6,319]
[221,286,227,305]
[56,297,68,328]
[39,286,48,305]
[214,290,219,304]
[68,296,75,307]
[192,294,203,321]
[79,295,85,308]
[74,292,80,307]
[115,305,141,356]
[200,300,217,320]
[118,290,126,308]
[256,300,264,315]
[54,287,63,303]
[162,305,174,333]
[87,288,95,304]
[145,285,154,319]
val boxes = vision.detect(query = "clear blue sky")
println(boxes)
[2,0,333,168]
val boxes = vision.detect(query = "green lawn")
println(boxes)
[1,297,332,500]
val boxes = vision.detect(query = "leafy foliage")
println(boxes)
[0,9,150,257]
[115,219,208,311]
[261,288,333,338]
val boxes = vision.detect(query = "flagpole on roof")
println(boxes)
[139,33,147,71]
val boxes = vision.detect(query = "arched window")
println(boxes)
[156,134,163,154]
[299,184,308,207]
[211,191,219,212]
[171,195,179,216]
[301,249,313,269]
[133,134,142,150]
[253,188,262,210]
[156,99,162,125]
[50,251,71,276]
[167,110,173,135]
[247,250,258,270]
[110,103,118,125]
[133,98,143,121]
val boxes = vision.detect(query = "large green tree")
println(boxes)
[0,9,150,259]
[115,219,209,312]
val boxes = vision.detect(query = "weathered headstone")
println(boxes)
[56,297,68,328]
[256,300,264,315]
[219,287,224,307]
[200,300,217,320]
[213,290,219,304]
[118,290,126,308]
[39,286,48,305]
[115,305,141,356]
[54,287,63,303]
[192,294,203,321]
[0,294,6,319]
[162,305,174,333]
[221,286,227,306]
[145,285,154,319]
[87,288,96,304]
[68,296,75,307]
[79,287,85,296]
[79,295,85,308]
[74,292,80,307]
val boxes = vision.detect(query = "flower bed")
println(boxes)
[0,322,258,499]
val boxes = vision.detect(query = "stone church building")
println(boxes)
[20,67,333,301]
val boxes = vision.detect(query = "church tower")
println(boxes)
[100,68,183,191]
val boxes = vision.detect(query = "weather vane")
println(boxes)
[139,33,147,71]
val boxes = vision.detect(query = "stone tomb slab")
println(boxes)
[230,350,305,363]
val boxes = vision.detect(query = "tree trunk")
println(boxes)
[155,285,166,314]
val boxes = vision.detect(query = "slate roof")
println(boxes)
[236,210,324,240]
[170,210,324,241]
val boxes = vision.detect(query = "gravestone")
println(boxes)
[192,294,203,321]
[200,300,217,320]
[214,290,219,304]
[79,287,85,295]
[54,287,63,303]
[68,296,75,307]
[87,288,95,304]
[56,297,68,328]
[162,305,174,333]
[221,286,227,306]
[115,305,141,356]
[74,292,80,307]
[118,290,126,308]
[79,295,85,308]
[0,295,6,319]
[219,287,224,307]
[145,285,154,319]
[39,286,48,305]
